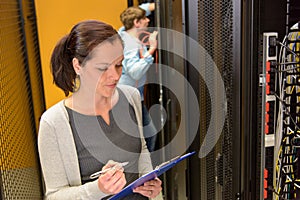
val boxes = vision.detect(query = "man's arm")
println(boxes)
[139,2,155,16]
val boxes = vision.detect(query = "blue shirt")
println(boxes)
[118,3,154,101]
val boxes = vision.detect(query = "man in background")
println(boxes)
[118,3,158,152]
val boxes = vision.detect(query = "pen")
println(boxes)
[89,161,129,179]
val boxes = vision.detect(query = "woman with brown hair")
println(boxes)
[38,19,162,200]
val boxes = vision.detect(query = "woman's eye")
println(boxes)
[98,68,108,71]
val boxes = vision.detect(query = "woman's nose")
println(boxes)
[109,65,122,80]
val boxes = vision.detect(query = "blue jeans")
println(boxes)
[141,102,157,152]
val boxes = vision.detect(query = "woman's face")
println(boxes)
[78,39,123,98]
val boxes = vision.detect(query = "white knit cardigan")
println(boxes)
[38,85,161,200]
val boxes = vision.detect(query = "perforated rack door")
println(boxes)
[185,0,241,199]
[197,0,235,199]
[0,0,44,199]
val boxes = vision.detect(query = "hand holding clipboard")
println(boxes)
[108,151,196,200]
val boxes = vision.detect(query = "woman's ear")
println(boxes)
[72,57,81,75]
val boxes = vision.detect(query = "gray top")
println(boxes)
[66,89,147,200]
[38,85,155,200]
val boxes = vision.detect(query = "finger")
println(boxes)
[133,187,160,198]
[113,164,124,171]
[135,185,156,192]
[106,169,124,182]
[99,162,125,187]
[102,160,118,170]
[144,178,162,187]
[136,180,162,195]
[107,173,126,194]
[152,31,158,37]
[150,32,158,38]
[133,188,152,198]
[99,172,126,194]
[99,168,123,185]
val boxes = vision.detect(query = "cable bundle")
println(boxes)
[274,29,300,200]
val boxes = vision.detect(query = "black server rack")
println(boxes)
[156,0,241,199]
[130,0,300,199]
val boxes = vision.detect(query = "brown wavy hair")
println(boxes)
[120,7,146,30]
[50,20,121,96]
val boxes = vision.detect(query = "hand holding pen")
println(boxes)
[90,161,128,179]
[95,160,128,195]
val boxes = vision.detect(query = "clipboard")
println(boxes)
[108,151,196,200]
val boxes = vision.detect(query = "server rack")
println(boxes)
[0,0,45,199]
[132,0,300,199]
[156,0,242,199]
